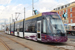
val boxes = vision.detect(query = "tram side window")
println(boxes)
[15,27,17,31]
[17,28,19,32]
[19,22,23,32]
[15,23,19,31]
[37,23,40,31]
[43,19,46,33]
[46,17,51,33]
[28,26,35,32]
[11,25,14,31]
[25,23,28,32]
[15,24,16,31]
[25,21,36,33]
[11,26,13,31]
[32,21,37,32]
[19,28,23,32]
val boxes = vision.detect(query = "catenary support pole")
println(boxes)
[23,7,25,38]
[32,0,34,15]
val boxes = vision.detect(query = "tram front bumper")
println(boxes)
[41,34,68,43]
[47,36,68,43]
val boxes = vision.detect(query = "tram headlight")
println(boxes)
[54,34,56,36]
[53,34,58,36]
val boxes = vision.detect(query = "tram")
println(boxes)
[5,12,68,43]
[14,20,24,37]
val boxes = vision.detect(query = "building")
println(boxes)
[51,1,75,30]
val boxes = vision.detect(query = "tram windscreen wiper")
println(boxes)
[53,24,63,33]
[57,30,62,33]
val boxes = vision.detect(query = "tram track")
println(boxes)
[6,35,75,50]
[0,38,12,50]
[0,33,75,50]
[0,34,32,50]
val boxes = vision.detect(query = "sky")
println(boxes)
[0,0,75,30]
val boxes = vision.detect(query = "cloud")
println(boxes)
[0,0,75,26]
[0,0,11,4]
[34,0,75,13]
[67,0,75,3]
[34,0,68,12]
[0,4,32,25]
[0,4,25,24]
[0,6,5,10]
[34,0,58,12]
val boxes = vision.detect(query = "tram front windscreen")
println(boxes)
[46,14,66,34]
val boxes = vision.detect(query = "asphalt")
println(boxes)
[68,35,75,39]
[0,32,75,50]
[68,35,75,42]
[0,42,7,50]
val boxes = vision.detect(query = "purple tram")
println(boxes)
[6,12,68,43]
[24,12,68,43]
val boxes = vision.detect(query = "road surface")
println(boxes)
[0,32,75,50]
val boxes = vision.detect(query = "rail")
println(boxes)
[0,38,12,50]
[0,34,32,50]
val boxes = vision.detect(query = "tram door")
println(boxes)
[17,25,19,36]
[37,21,41,41]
